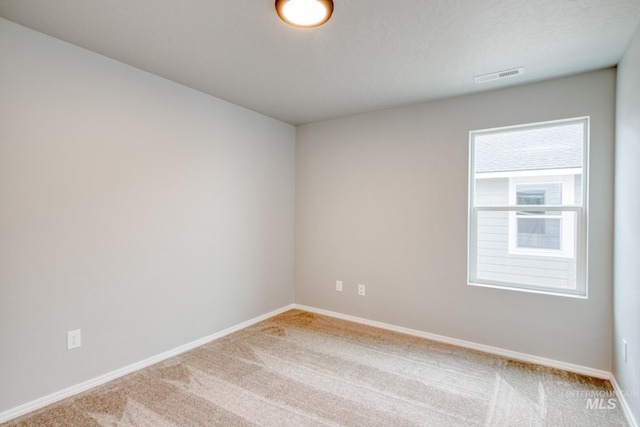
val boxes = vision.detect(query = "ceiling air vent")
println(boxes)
[474,67,524,84]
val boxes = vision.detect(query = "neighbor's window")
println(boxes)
[468,117,588,296]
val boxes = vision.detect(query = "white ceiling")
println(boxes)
[1,0,639,125]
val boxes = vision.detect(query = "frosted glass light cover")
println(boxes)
[276,0,334,28]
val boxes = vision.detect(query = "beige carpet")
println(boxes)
[3,310,628,426]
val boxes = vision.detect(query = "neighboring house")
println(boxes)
[473,123,584,290]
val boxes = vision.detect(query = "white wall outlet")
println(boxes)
[358,284,365,296]
[336,280,343,292]
[623,339,628,362]
[67,329,81,350]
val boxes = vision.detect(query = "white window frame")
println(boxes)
[507,175,575,258]
[468,117,589,297]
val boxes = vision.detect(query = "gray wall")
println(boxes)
[295,69,616,370]
[0,18,295,412]
[615,23,640,423]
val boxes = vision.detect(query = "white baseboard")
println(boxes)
[611,375,639,427]
[294,304,611,379]
[0,304,295,424]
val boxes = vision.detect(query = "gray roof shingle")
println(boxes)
[475,123,583,173]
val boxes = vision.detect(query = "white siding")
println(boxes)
[474,177,578,289]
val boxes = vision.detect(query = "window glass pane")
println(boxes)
[516,183,562,214]
[473,123,583,208]
[517,190,545,206]
[517,218,561,249]
[474,210,577,291]
[474,123,583,173]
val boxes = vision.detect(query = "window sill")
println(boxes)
[467,280,588,299]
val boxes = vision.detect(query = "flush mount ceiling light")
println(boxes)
[275,0,334,28]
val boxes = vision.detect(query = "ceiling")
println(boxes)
[1,0,639,125]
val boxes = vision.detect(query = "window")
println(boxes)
[468,118,588,297]
[508,177,575,258]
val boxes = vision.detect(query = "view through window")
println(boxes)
[468,118,588,296]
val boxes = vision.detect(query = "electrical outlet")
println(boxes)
[336,280,343,292]
[67,329,81,350]
[623,340,628,362]
[358,284,365,296]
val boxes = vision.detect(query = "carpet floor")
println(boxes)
[2,309,628,426]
